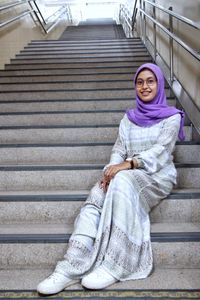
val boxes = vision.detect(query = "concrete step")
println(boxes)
[14,51,149,60]
[0,98,175,113]
[0,66,140,76]
[4,59,151,70]
[0,88,170,101]
[16,48,148,56]
[0,223,199,269]
[0,142,197,165]
[22,44,145,52]
[0,73,135,83]
[0,163,198,191]
[9,55,151,65]
[0,268,200,291]
[0,189,199,224]
[28,38,142,45]
[0,107,186,127]
[0,125,192,144]
[0,80,133,92]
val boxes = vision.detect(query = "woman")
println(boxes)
[37,63,185,295]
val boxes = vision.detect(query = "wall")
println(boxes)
[136,0,200,110]
[0,0,71,69]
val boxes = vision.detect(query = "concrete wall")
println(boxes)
[0,0,70,69]
[136,0,200,110]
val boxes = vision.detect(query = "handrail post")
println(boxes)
[169,6,174,84]
[152,0,156,62]
[143,0,146,45]
[139,0,143,42]
[131,0,138,34]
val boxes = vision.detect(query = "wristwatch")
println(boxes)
[126,158,134,169]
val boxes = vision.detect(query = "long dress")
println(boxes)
[55,113,181,281]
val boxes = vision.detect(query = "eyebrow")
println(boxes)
[136,76,156,80]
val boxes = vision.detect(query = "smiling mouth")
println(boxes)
[141,92,151,96]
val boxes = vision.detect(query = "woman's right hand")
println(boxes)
[100,176,110,193]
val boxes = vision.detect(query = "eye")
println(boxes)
[147,78,156,85]
[136,80,143,86]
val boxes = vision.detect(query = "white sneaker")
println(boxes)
[37,271,78,295]
[81,265,117,289]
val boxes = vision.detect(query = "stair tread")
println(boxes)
[0,268,200,290]
[0,222,199,235]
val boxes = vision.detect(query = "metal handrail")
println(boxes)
[140,10,200,62]
[138,0,200,136]
[0,0,27,12]
[45,7,66,34]
[0,0,70,34]
[145,0,200,30]
[0,10,34,29]
[45,6,66,23]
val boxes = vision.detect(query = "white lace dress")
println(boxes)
[55,113,181,281]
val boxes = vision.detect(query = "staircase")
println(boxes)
[0,20,200,299]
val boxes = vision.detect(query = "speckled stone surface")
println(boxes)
[0,268,199,290]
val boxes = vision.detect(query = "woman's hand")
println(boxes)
[100,161,132,192]
[104,161,131,181]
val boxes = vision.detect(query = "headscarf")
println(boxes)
[126,63,185,140]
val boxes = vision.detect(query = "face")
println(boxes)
[135,69,158,102]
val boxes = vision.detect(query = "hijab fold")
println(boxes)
[126,63,185,141]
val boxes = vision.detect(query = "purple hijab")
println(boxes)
[126,63,185,140]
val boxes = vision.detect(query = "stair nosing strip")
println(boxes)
[0,79,133,85]
[0,163,199,171]
[0,232,199,243]
[0,192,200,202]
[0,141,198,148]
[0,124,119,130]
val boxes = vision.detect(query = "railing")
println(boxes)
[119,0,200,137]
[0,0,72,34]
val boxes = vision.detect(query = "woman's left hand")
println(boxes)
[104,161,131,181]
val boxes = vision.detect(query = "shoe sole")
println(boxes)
[37,279,80,295]
[81,278,117,290]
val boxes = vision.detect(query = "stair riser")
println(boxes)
[0,89,171,101]
[0,168,198,191]
[0,126,192,144]
[0,144,198,164]
[10,56,151,64]
[4,60,151,70]
[0,242,199,269]
[0,199,199,224]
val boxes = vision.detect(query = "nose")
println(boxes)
[142,80,149,88]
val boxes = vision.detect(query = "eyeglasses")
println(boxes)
[136,78,157,88]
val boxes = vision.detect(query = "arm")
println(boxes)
[134,114,181,174]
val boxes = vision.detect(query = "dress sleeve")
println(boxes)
[134,114,181,174]
[106,116,127,166]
